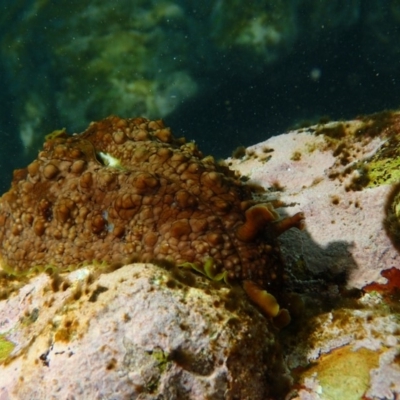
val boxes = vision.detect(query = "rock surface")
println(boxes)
[0,263,286,400]
[228,112,400,399]
[2,112,400,399]
[228,116,400,290]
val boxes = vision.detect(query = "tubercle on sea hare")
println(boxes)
[0,116,304,320]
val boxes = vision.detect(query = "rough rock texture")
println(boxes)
[228,113,400,290]
[2,111,400,399]
[284,295,400,400]
[228,111,400,399]
[0,263,287,399]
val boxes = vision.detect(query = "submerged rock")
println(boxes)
[0,263,288,399]
[2,110,400,399]
[228,110,400,399]
[228,111,400,290]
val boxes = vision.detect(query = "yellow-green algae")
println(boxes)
[0,334,15,363]
[385,183,400,250]
[365,135,400,187]
[302,346,379,400]
[313,110,400,188]
[45,127,67,141]
[178,258,229,284]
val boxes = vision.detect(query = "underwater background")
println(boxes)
[1,0,400,193]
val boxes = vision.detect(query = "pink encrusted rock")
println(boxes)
[228,112,400,399]
[0,263,287,400]
[2,112,400,399]
[228,117,400,290]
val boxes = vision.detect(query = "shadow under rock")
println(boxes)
[279,228,359,294]
[273,226,361,397]
[279,224,361,316]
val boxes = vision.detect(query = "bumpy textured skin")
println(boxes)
[0,116,301,291]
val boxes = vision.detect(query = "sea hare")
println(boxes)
[0,116,303,316]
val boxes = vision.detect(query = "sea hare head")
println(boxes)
[0,116,300,292]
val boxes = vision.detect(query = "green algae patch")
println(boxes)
[310,111,400,190]
[302,346,379,400]
[0,334,15,363]
[45,127,67,141]
[349,112,400,188]
[366,135,400,187]
[384,182,400,252]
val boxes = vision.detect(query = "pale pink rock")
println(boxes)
[0,264,285,400]
[228,118,400,399]
[228,122,399,290]
[2,116,400,399]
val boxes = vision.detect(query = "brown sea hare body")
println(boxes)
[0,116,303,298]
